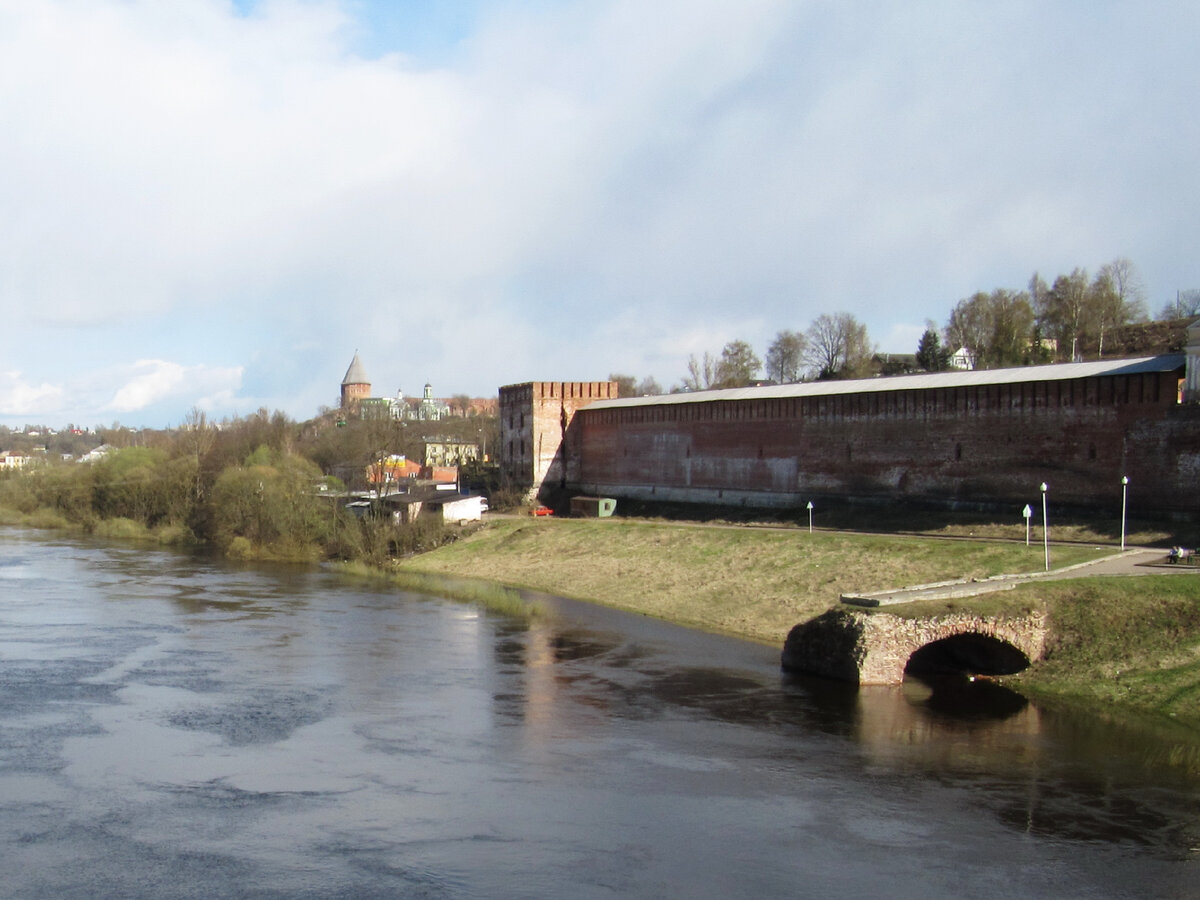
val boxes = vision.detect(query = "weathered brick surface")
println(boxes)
[499,382,618,501]
[570,368,1200,513]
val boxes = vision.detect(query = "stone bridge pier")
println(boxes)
[781,608,1048,685]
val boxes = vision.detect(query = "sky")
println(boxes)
[2,0,1199,429]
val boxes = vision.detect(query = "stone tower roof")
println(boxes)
[342,352,369,386]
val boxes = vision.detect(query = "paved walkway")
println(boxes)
[842,547,1199,607]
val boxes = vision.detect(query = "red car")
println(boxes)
[531,506,554,517]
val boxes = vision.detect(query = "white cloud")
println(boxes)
[107,361,243,414]
[0,371,64,416]
[2,1,1199,426]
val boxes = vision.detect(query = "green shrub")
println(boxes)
[0,474,38,514]
[25,509,75,530]
[93,517,151,541]
[152,523,196,546]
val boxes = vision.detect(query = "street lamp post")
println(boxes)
[1040,482,1049,572]
[807,501,814,534]
[1121,475,1129,551]
[1023,504,1032,546]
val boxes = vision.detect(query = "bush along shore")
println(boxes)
[0,440,466,565]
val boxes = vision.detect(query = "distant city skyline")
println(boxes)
[2,1,1199,428]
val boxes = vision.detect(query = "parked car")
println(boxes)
[531,506,553,517]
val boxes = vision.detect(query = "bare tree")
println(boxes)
[765,330,806,383]
[804,313,873,380]
[1157,288,1200,320]
[451,394,473,417]
[1036,269,1090,361]
[945,292,991,369]
[1090,259,1147,357]
[680,352,718,392]
[945,290,1034,369]
[181,406,216,507]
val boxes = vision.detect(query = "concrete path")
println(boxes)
[842,547,1199,607]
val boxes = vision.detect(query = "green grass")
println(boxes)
[398,517,1110,643]
[332,559,545,620]
[881,576,1200,729]
[1007,577,1200,724]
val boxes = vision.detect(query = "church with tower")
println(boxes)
[338,353,450,421]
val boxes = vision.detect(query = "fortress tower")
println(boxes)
[340,352,371,412]
[498,381,619,502]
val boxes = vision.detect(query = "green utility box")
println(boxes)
[570,496,617,518]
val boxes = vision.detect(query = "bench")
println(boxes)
[1166,549,1199,565]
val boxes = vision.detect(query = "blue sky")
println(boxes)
[2,0,1199,429]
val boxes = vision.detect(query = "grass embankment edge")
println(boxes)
[398,517,1200,730]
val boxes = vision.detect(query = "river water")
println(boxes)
[0,527,1197,898]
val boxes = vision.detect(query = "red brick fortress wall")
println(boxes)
[570,366,1200,514]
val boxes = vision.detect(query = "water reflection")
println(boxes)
[3,527,1200,897]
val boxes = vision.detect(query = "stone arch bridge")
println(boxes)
[781,608,1048,685]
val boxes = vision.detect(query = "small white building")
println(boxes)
[948,346,974,370]
[0,451,30,469]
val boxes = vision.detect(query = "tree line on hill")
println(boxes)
[610,258,1198,397]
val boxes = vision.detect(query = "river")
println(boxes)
[0,527,1197,898]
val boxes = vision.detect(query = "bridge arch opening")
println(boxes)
[904,633,1031,679]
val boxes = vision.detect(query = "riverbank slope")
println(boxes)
[398,517,1200,729]
[397,517,1106,644]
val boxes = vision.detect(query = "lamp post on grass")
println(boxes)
[1023,504,1032,546]
[1040,482,1049,572]
[1121,475,1129,551]
[807,501,814,534]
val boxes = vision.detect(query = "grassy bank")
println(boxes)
[399,516,1200,729]
[901,578,1200,729]
[397,516,1108,644]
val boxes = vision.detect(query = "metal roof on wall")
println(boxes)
[586,354,1186,411]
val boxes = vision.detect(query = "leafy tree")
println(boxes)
[90,447,192,527]
[209,454,328,553]
[915,326,950,372]
[610,374,663,398]
[714,340,762,388]
[946,290,1035,368]
[765,330,806,383]
[636,376,663,396]
[987,289,1036,366]
[804,313,873,380]
[609,373,638,398]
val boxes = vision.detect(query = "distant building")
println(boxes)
[79,444,114,463]
[337,354,475,423]
[359,395,405,421]
[416,383,450,421]
[0,451,30,469]
[340,352,371,412]
[948,346,974,370]
[424,438,480,468]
